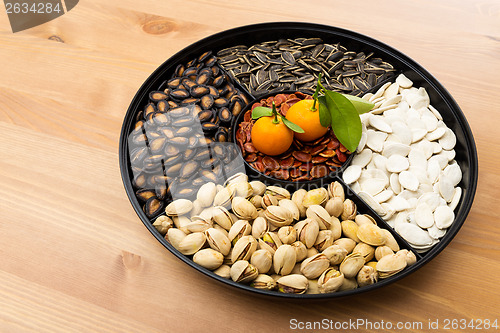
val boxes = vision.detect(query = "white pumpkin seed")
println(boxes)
[438,176,455,202]
[395,223,434,246]
[428,105,443,120]
[383,82,400,99]
[434,205,454,229]
[351,148,372,167]
[357,131,368,151]
[448,188,461,211]
[381,95,402,108]
[359,177,387,196]
[443,162,462,186]
[438,128,457,150]
[390,121,412,145]
[427,159,441,184]
[374,190,394,203]
[366,130,387,152]
[426,127,446,141]
[408,149,427,170]
[357,191,386,216]
[399,171,419,191]
[369,114,392,133]
[342,165,362,184]
[414,202,434,229]
[382,142,411,158]
[427,224,447,239]
[386,155,409,173]
[389,173,402,194]
[396,74,413,88]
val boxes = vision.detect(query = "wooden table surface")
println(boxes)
[1,0,499,332]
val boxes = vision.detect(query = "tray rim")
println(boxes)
[118,21,478,299]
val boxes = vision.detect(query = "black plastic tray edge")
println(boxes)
[119,22,478,299]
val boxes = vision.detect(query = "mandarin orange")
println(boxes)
[251,116,293,156]
[285,99,328,142]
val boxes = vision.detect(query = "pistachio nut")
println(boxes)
[211,206,234,231]
[376,253,407,279]
[196,182,217,208]
[341,220,360,243]
[190,199,204,218]
[306,247,319,258]
[306,205,333,230]
[213,224,230,239]
[228,181,254,199]
[295,218,320,248]
[153,215,173,235]
[213,186,234,209]
[258,232,282,255]
[278,226,297,244]
[375,246,394,261]
[330,216,342,240]
[261,194,278,209]
[265,205,293,227]
[177,232,206,256]
[353,242,375,263]
[366,261,378,270]
[306,279,320,294]
[166,228,187,249]
[230,260,259,283]
[250,249,273,274]
[165,199,193,217]
[333,237,357,253]
[278,199,300,221]
[396,249,417,266]
[251,216,269,239]
[193,248,224,270]
[357,223,386,246]
[324,197,344,218]
[192,207,214,224]
[205,227,231,256]
[300,253,330,279]
[338,277,358,291]
[250,195,263,208]
[266,185,291,200]
[231,197,258,220]
[318,267,344,293]
[340,252,365,278]
[231,235,257,263]
[380,229,400,252]
[356,265,378,287]
[276,274,308,294]
[249,180,267,196]
[251,274,276,290]
[291,188,307,218]
[274,244,297,276]
[291,263,302,275]
[328,181,345,201]
[302,188,329,208]
[322,244,348,265]
[228,219,252,245]
[340,199,357,221]
[290,241,308,262]
[314,230,335,252]
[172,216,191,234]
[185,218,213,233]
[223,249,232,265]
[224,172,248,187]
[355,214,377,226]
[213,264,231,279]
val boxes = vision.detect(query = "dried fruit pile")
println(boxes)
[153,174,416,294]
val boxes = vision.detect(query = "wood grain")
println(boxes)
[1,0,499,331]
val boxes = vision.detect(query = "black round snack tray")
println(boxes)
[119,22,478,299]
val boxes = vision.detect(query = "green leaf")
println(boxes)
[317,96,331,127]
[341,94,375,114]
[251,106,273,119]
[281,117,305,133]
[323,90,362,152]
